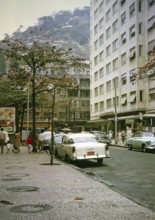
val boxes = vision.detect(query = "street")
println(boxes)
[74,146,155,212]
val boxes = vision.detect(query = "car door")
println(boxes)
[132,132,141,149]
[54,134,64,157]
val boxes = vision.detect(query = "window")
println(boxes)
[94,40,98,50]
[99,84,104,95]
[113,58,118,70]
[139,22,142,34]
[121,53,126,65]
[94,8,98,20]
[139,45,143,56]
[129,2,135,17]
[129,47,136,60]
[112,19,118,33]
[113,77,118,88]
[94,103,98,112]
[80,79,89,87]
[94,55,98,66]
[129,25,135,38]
[121,12,126,25]
[100,101,104,111]
[106,45,111,57]
[99,51,104,62]
[148,16,155,32]
[106,9,111,22]
[106,80,111,91]
[99,1,104,13]
[121,94,127,105]
[94,71,98,81]
[106,26,111,39]
[106,62,111,74]
[94,24,98,35]
[130,91,136,103]
[121,73,127,85]
[94,87,98,96]
[99,34,104,46]
[140,90,143,102]
[149,88,155,101]
[112,1,118,14]
[99,67,104,78]
[120,0,126,6]
[112,38,118,51]
[99,17,104,29]
[130,69,136,82]
[80,90,90,97]
[139,0,142,12]
[121,32,126,44]
[148,0,155,8]
[106,99,111,108]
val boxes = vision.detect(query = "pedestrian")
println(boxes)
[0,128,6,154]
[121,129,126,144]
[38,129,45,152]
[6,141,12,153]
[108,130,113,140]
[15,132,21,152]
[118,130,122,144]
[26,136,34,153]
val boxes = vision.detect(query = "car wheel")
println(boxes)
[97,158,103,166]
[142,145,147,152]
[128,144,132,151]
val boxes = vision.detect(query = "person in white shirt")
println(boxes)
[38,129,45,152]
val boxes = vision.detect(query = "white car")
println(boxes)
[54,133,110,165]
[43,131,55,150]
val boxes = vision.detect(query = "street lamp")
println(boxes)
[114,77,118,144]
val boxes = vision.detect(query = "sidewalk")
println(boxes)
[0,146,155,220]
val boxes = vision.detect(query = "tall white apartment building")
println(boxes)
[90,0,155,133]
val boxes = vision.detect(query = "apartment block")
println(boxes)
[90,0,155,133]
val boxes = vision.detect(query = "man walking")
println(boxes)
[0,128,6,154]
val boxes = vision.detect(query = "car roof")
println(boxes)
[55,132,96,138]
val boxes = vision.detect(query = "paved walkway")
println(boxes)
[0,146,155,220]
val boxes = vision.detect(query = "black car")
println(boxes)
[90,131,111,145]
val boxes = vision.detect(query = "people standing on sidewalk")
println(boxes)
[118,130,122,144]
[38,129,45,152]
[15,132,21,152]
[26,135,34,153]
[121,129,126,144]
[108,130,113,141]
[0,128,6,154]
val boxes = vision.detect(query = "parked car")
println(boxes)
[54,133,110,165]
[43,131,55,151]
[90,131,111,145]
[124,131,155,152]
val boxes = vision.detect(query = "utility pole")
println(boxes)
[114,77,118,144]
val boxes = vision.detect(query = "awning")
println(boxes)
[121,98,127,105]
[129,95,136,103]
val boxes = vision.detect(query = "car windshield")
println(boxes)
[142,132,154,137]
[71,136,97,143]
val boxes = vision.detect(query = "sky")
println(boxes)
[0,0,90,40]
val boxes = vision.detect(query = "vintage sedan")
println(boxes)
[124,131,155,152]
[54,133,110,165]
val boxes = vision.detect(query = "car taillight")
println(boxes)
[72,146,75,153]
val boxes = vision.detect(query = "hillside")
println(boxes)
[11,7,90,60]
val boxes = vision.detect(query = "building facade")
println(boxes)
[90,0,155,134]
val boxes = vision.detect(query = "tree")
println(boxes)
[2,38,86,156]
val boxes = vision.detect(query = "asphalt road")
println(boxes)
[74,146,155,213]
